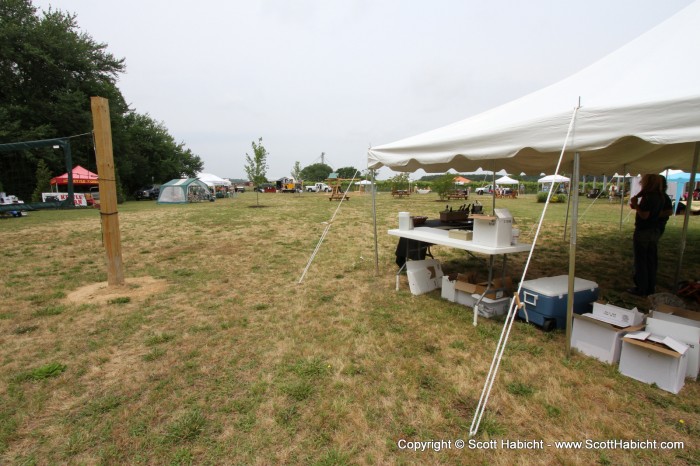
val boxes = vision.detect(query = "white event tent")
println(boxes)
[495,176,519,185]
[368,0,700,289]
[367,1,700,437]
[368,1,700,176]
[196,172,231,189]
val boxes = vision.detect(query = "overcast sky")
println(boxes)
[34,0,695,180]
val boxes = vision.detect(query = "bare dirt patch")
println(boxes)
[65,276,168,305]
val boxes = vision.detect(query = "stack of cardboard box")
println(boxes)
[441,273,512,318]
[572,301,696,394]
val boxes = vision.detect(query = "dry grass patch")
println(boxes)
[0,194,698,464]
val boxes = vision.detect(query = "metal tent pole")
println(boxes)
[619,166,627,230]
[674,142,700,289]
[566,153,580,355]
[372,169,379,275]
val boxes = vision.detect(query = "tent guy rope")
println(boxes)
[298,171,359,284]
[469,105,580,438]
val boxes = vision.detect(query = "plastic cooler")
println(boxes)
[518,275,599,331]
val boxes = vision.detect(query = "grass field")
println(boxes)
[0,191,698,465]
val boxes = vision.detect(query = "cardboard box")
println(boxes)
[406,259,443,295]
[592,302,644,327]
[619,332,689,394]
[571,313,643,364]
[441,275,458,302]
[455,275,512,300]
[448,229,472,241]
[471,209,513,248]
[473,295,511,318]
[441,275,478,307]
[652,304,700,322]
[646,309,700,380]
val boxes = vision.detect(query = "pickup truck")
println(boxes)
[306,182,332,192]
[475,184,494,195]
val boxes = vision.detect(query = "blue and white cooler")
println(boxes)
[518,275,599,331]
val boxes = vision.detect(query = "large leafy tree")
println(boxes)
[336,166,359,179]
[300,163,333,182]
[119,112,202,189]
[0,0,202,200]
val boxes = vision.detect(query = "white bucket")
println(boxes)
[398,212,413,230]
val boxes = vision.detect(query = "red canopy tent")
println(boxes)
[50,165,99,186]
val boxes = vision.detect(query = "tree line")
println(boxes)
[0,0,202,201]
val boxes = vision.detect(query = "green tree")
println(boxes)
[300,163,332,182]
[291,161,302,181]
[0,0,203,199]
[119,112,202,194]
[244,138,269,205]
[433,173,456,200]
[31,159,52,202]
[336,166,359,179]
[390,173,410,190]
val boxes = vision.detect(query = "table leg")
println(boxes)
[473,255,496,326]
[396,262,406,291]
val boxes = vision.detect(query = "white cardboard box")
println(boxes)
[618,333,689,394]
[646,314,700,380]
[592,302,644,327]
[406,259,443,295]
[441,276,478,307]
[441,275,457,302]
[471,209,513,248]
[571,313,643,364]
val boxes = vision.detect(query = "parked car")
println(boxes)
[234,185,246,193]
[134,185,160,200]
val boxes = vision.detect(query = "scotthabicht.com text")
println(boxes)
[396,438,685,452]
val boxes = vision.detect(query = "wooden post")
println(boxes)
[91,97,125,286]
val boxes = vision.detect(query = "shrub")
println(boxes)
[536,192,568,203]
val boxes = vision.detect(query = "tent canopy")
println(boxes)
[197,172,231,187]
[50,165,99,185]
[495,176,519,185]
[538,175,570,183]
[367,1,700,175]
[453,176,471,184]
[157,178,211,204]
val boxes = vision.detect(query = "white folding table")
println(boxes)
[388,227,531,325]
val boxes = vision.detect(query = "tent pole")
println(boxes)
[563,164,573,240]
[619,165,627,230]
[60,140,74,207]
[566,153,580,355]
[674,142,700,289]
[372,169,379,275]
[491,161,496,213]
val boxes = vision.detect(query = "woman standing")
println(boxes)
[628,174,664,296]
